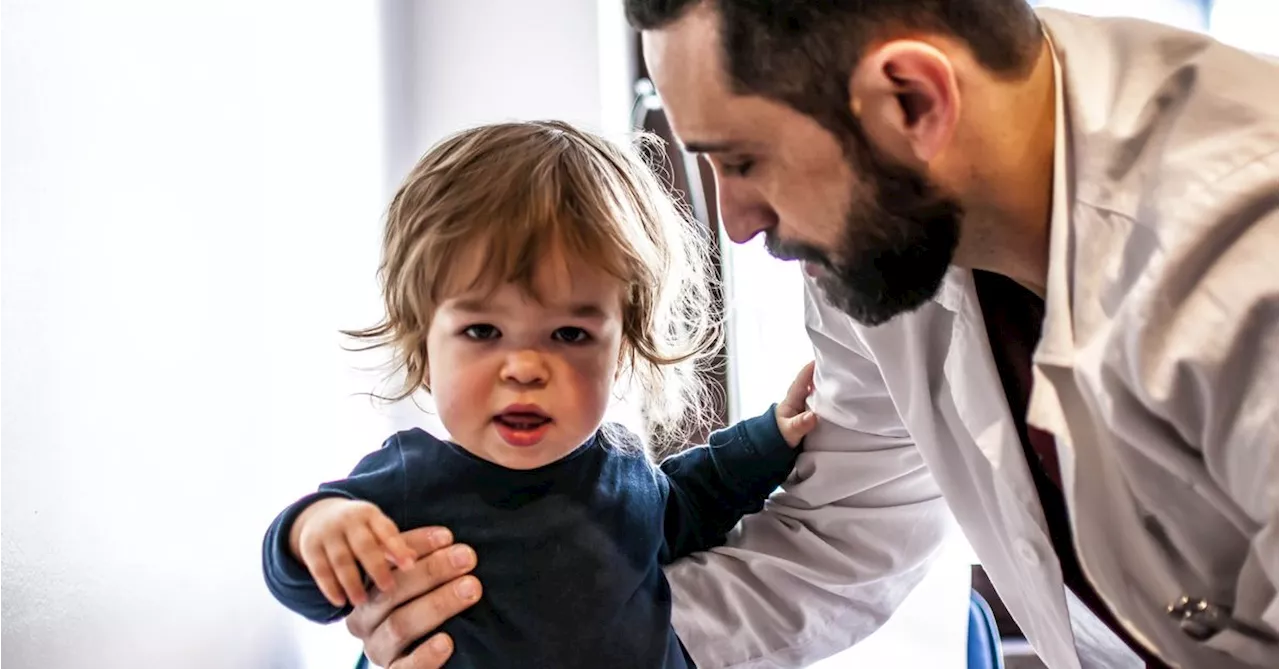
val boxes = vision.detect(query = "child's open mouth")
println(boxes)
[493,407,553,447]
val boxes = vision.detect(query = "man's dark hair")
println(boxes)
[626,0,1042,139]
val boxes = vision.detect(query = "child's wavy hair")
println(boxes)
[347,120,722,451]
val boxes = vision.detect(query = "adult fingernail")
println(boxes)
[450,545,475,569]
[455,577,479,600]
[429,634,452,654]
[432,529,452,547]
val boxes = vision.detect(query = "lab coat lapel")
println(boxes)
[936,270,1082,668]
[940,269,1047,516]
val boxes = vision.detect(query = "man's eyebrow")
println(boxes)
[681,141,739,155]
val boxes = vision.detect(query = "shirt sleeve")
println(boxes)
[658,405,800,564]
[665,274,952,668]
[261,434,410,623]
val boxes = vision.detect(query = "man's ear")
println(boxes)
[848,40,960,165]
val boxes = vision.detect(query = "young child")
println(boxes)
[262,121,817,668]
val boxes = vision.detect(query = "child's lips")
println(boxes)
[492,415,553,447]
[494,412,552,428]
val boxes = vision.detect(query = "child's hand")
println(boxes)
[776,360,818,447]
[289,498,418,608]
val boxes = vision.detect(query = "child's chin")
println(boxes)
[491,441,577,471]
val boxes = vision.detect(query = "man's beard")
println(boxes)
[766,123,963,327]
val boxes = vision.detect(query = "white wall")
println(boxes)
[1,1,632,667]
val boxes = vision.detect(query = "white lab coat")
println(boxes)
[668,8,1278,669]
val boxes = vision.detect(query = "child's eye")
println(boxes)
[462,324,500,340]
[552,327,591,344]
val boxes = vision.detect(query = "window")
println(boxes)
[1210,0,1279,55]
[1034,0,1210,30]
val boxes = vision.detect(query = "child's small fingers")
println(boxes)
[784,361,817,405]
[784,411,818,446]
[348,525,396,592]
[370,515,416,569]
[303,552,348,608]
[325,542,369,606]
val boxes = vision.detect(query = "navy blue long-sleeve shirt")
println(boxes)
[262,406,798,668]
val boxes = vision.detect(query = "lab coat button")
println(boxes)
[1015,539,1041,566]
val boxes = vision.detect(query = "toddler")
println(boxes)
[262,121,816,668]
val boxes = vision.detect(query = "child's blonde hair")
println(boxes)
[348,120,721,448]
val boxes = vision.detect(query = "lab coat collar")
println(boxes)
[1031,22,1078,371]
[1026,18,1080,449]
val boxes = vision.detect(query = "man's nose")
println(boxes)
[500,350,549,386]
[716,181,778,244]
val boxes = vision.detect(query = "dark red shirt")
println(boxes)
[973,269,1170,669]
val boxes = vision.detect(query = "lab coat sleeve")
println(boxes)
[665,275,953,668]
[1123,155,1278,636]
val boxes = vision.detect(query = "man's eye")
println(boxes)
[462,324,500,340]
[723,158,755,177]
[552,327,591,344]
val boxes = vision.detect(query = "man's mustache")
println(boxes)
[764,233,831,267]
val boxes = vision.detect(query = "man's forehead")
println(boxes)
[641,5,734,145]
[638,7,791,158]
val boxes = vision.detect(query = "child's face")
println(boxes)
[426,254,626,470]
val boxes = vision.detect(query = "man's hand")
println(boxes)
[346,527,483,669]
[290,498,418,607]
[775,360,817,447]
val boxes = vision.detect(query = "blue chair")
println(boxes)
[968,589,1005,669]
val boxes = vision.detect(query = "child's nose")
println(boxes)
[500,350,549,386]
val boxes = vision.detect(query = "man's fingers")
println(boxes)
[354,549,480,666]
[326,541,369,606]
[346,540,478,646]
[399,526,455,558]
[366,576,481,666]
[349,524,396,593]
[388,634,455,669]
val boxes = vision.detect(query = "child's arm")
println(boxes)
[262,435,417,623]
[659,363,816,563]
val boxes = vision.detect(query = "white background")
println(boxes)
[2,1,633,666]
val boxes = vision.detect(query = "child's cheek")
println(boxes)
[563,352,617,417]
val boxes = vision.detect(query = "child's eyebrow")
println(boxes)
[564,303,607,319]
[446,298,608,319]
[449,298,491,314]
